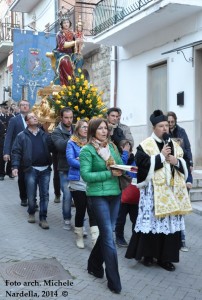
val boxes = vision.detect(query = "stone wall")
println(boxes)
[83,45,111,106]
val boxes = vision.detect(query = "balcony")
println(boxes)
[9,0,41,13]
[91,0,202,46]
[0,22,20,63]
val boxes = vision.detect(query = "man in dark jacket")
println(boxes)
[106,107,125,148]
[167,111,193,170]
[3,100,30,205]
[51,107,74,230]
[116,107,134,147]
[0,105,13,179]
[12,112,53,229]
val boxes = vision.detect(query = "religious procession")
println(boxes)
[0,1,202,299]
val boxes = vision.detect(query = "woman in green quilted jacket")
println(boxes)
[79,118,123,294]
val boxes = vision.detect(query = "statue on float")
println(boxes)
[46,17,84,86]
[33,16,85,129]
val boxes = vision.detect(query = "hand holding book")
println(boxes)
[110,164,138,173]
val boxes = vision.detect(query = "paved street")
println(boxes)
[0,175,202,300]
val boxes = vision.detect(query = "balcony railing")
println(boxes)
[45,4,94,37]
[91,0,153,36]
[0,22,20,42]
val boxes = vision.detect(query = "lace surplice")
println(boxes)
[135,181,185,235]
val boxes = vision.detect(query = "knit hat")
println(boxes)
[150,110,168,126]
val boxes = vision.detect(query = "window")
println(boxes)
[148,62,167,114]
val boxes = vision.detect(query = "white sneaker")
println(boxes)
[63,220,71,230]
[180,241,188,252]
[54,196,60,203]
[180,246,189,252]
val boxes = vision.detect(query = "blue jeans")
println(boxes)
[88,195,122,292]
[25,167,51,220]
[115,203,138,238]
[59,171,72,220]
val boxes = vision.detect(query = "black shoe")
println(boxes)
[21,200,28,207]
[9,174,15,179]
[116,237,128,247]
[87,264,104,279]
[157,261,175,271]
[0,176,4,181]
[143,257,154,267]
[108,284,121,294]
[35,202,39,210]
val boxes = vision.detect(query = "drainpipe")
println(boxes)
[113,46,118,107]
[110,46,118,107]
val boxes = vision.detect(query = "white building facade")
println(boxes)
[1,0,201,164]
[91,0,202,166]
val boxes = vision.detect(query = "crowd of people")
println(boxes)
[0,100,193,294]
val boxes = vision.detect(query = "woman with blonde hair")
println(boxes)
[66,119,98,249]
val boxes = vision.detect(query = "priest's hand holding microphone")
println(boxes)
[161,133,178,166]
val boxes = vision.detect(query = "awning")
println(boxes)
[7,52,13,73]
[162,40,202,55]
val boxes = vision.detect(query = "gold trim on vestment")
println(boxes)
[140,137,192,217]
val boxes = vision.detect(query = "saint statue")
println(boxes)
[46,18,84,86]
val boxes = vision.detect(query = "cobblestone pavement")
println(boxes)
[0,176,202,300]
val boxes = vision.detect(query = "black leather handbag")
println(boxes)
[119,173,132,190]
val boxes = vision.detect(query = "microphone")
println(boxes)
[162,132,171,145]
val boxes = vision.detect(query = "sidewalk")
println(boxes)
[0,176,202,300]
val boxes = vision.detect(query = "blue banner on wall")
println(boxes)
[12,29,56,106]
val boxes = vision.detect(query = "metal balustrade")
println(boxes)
[0,22,20,42]
[91,0,153,35]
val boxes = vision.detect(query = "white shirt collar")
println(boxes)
[151,132,163,143]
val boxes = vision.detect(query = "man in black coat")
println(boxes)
[167,111,193,171]
[106,107,125,148]
[3,100,30,206]
[0,119,6,180]
[51,107,74,230]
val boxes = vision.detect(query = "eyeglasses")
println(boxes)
[27,115,37,121]
[20,104,29,107]
[81,126,88,130]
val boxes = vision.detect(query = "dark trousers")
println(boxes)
[115,203,138,238]
[0,143,4,176]
[71,190,97,227]
[0,144,12,177]
[52,152,60,197]
[18,166,27,201]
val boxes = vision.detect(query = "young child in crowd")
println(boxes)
[181,166,193,252]
[115,140,140,247]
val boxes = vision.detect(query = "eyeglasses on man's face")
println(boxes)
[27,115,37,121]
[20,103,29,107]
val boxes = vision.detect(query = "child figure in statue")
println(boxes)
[75,21,84,55]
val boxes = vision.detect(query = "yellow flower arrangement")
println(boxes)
[48,71,107,122]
